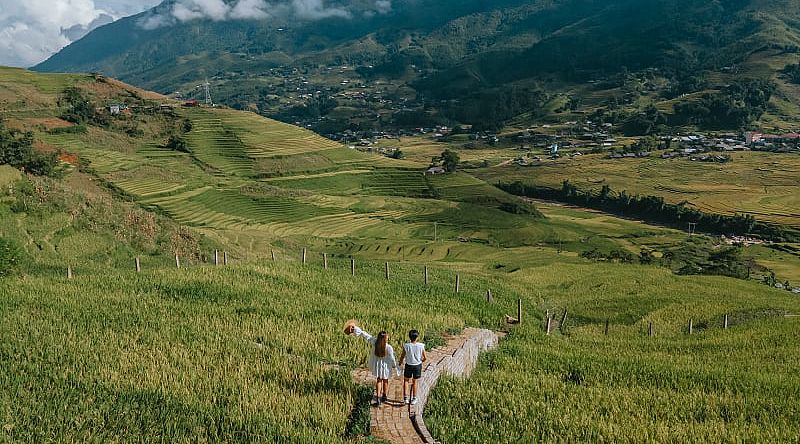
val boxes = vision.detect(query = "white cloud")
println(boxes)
[140,0,393,29]
[0,0,160,67]
[230,0,272,20]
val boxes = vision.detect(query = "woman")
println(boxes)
[346,322,400,405]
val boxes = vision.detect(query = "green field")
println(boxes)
[3,68,800,443]
[474,152,800,229]
[425,264,800,443]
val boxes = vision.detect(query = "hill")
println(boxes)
[2,69,800,442]
[33,0,800,132]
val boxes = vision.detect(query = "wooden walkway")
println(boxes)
[352,328,500,443]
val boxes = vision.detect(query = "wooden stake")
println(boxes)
[648,321,654,337]
[723,314,729,329]
[424,266,429,285]
[385,262,390,280]
[323,253,328,270]
[688,319,693,335]
[486,289,492,303]
[135,257,141,273]
[517,299,522,325]
[302,248,307,265]
[67,266,73,279]
[271,249,275,261]
[604,319,609,335]
[223,251,228,266]
[546,316,551,335]
[175,255,181,269]
[351,258,355,276]
[455,274,460,293]
[214,250,219,266]
[560,310,568,329]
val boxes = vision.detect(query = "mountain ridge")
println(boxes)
[33,0,800,131]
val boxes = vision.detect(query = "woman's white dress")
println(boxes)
[354,326,399,380]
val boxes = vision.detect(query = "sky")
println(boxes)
[0,0,162,68]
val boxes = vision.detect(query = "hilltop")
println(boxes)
[33,0,800,132]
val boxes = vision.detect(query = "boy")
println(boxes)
[399,329,427,405]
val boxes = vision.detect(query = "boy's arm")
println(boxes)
[421,348,427,362]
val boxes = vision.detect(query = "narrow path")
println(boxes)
[352,328,500,444]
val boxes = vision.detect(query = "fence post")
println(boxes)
[517,299,522,325]
[135,257,141,273]
[175,254,181,269]
[223,251,228,266]
[486,289,492,303]
[302,248,307,265]
[688,319,693,335]
[214,250,219,266]
[546,316,551,335]
[271,249,275,261]
[455,274,460,293]
[560,310,568,330]
[648,321,654,337]
[604,319,609,335]
[424,266,429,286]
[67,266,73,279]
[323,253,328,270]
[351,258,355,277]
[723,314,729,329]
[385,262,390,280]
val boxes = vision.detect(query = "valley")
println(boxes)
[2,1,800,439]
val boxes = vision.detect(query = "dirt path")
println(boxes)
[352,328,500,444]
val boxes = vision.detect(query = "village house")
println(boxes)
[425,166,446,175]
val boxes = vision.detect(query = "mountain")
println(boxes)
[34,0,800,132]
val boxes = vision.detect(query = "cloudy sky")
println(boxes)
[0,0,162,68]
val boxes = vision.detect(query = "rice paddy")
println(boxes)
[3,68,800,443]
[474,152,800,229]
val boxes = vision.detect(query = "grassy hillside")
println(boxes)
[3,250,798,441]
[2,68,800,442]
[2,67,695,268]
[426,264,800,442]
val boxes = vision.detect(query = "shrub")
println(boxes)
[0,237,25,277]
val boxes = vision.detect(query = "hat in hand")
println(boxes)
[343,319,358,335]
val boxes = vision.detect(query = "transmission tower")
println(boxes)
[203,79,213,106]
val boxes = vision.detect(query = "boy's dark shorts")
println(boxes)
[404,364,423,379]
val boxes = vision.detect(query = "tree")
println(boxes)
[440,149,460,173]
[0,121,58,176]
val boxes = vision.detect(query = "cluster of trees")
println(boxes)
[580,236,752,280]
[782,63,800,84]
[444,86,548,131]
[0,120,58,176]
[621,105,668,136]
[673,79,775,129]
[499,180,798,242]
[58,87,111,127]
[431,149,460,173]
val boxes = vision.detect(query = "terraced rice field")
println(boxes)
[428,172,515,202]
[362,169,432,197]
[144,187,345,229]
[185,116,255,177]
[476,151,800,228]
[212,108,342,157]
[266,168,432,198]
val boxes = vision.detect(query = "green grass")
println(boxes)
[0,260,511,442]
[425,264,800,443]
